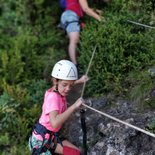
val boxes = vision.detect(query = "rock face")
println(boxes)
[65,87,155,155]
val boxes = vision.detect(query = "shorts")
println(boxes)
[28,134,66,155]
[28,135,52,155]
[60,10,81,33]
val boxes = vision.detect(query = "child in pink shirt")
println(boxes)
[29,60,88,155]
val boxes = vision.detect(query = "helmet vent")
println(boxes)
[51,60,78,80]
[67,67,76,78]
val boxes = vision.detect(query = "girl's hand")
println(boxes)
[100,16,106,23]
[73,97,85,109]
[96,9,102,15]
[76,75,89,84]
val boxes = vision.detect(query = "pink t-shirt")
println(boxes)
[33,88,67,140]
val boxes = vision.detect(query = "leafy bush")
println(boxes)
[79,2,155,98]
[127,69,155,105]
[0,0,66,93]
[0,79,50,154]
[0,0,66,154]
[146,117,155,133]
[0,0,155,154]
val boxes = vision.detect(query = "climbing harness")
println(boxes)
[57,21,79,30]
[65,20,80,29]
[30,122,63,155]
[59,20,85,31]
[127,20,155,30]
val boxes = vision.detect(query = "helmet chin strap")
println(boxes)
[53,79,64,97]
[53,79,59,92]
[53,85,58,92]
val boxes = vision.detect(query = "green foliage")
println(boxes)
[127,69,155,105]
[79,3,155,98]
[0,25,63,84]
[0,0,155,154]
[0,0,65,92]
[25,79,50,105]
[146,117,155,133]
[0,79,49,154]
[0,92,20,131]
[0,0,65,154]
[0,49,25,87]
[0,142,30,155]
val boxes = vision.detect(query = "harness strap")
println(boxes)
[66,20,79,25]
[66,20,86,30]
[58,20,79,30]
[64,20,80,29]
[31,122,61,155]
[58,20,85,31]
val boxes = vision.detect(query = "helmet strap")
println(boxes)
[53,78,59,92]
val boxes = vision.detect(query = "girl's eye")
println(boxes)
[62,84,67,87]
[69,85,74,88]
[62,83,74,88]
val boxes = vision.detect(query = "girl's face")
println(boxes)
[57,80,75,96]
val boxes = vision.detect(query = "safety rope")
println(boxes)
[127,20,155,30]
[82,103,155,138]
[80,45,155,139]
[80,45,97,98]
[80,45,97,155]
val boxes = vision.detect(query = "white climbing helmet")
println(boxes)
[51,60,78,80]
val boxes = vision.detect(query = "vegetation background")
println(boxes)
[0,0,154,154]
